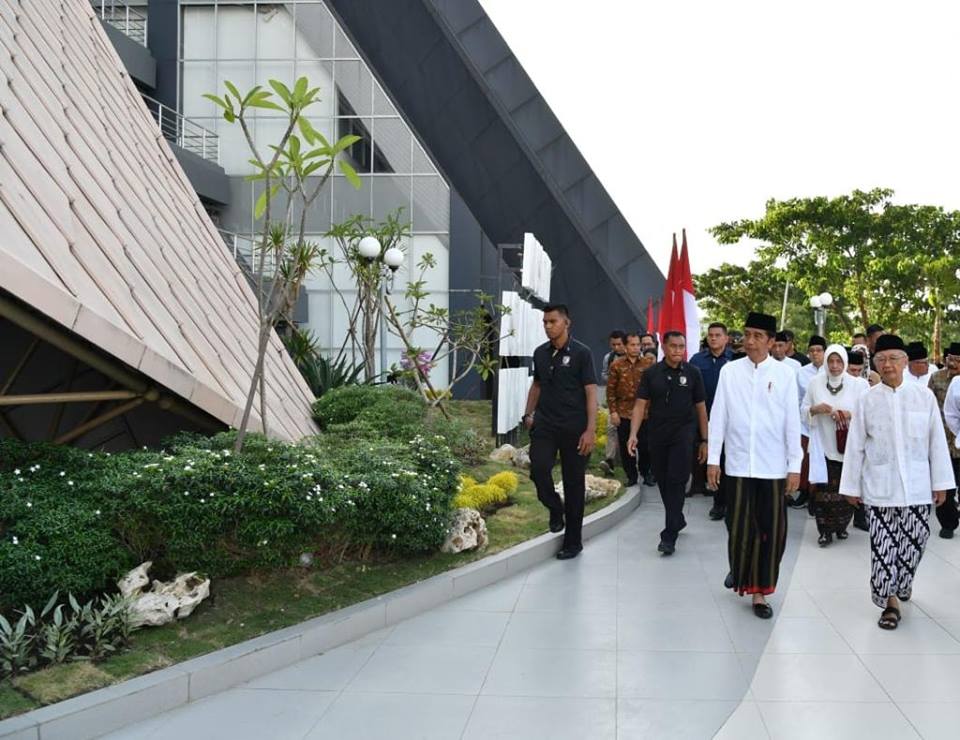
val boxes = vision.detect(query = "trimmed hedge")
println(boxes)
[0,428,460,613]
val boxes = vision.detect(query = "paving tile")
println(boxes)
[616,699,739,740]
[858,654,960,702]
[481,647,616,698]
[617,650,747,701]
[345,644,496,695]
[384,610,510,647]
[897,702,960,740]
[500,609,617,651]
[748,654,887,702]
[304,692,475,740]
[463,695,616,740]
[758,701,921,740]
[245,643,377,691]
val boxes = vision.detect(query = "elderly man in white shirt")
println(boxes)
[905,342,936,386]
[708,312,802,620]
[840,334,955,631]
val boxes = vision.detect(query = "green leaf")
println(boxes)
[242,85,263,106]
[339,160,362,190]
[332,134,362,155]
[254,183,282,219]
[224,80,243,104]
[202,94,229,111]
[247,96,285,112]
[303,160,332,177]
[293,76,308,101]
[298,116,319,145]
[268,80,293,105]
[224,110,236,123]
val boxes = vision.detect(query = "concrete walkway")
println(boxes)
[104,492,960,739]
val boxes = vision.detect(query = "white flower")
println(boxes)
[13,469,20,475]
[11,536,18,545]
[25,502,32,508]
[391,534,397,540]
[68,480,74,487]
[59,471,65,477]
[95,510,101,516]
[34,555,41,561]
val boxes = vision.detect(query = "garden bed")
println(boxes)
[0,398,624,720]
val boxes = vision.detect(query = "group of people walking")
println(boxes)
[523,304,958,629]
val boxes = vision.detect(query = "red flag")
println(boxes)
[657,234,679,341]
[646,296,655,334]
[679,229,700,359]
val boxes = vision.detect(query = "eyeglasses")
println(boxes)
[874,354,904,365]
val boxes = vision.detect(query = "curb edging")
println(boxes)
[0,486,641,740]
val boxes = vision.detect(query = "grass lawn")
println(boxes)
[0,400,627,720]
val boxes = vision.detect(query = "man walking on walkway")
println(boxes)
[599,330,626,474]
[628,332,708,555]
[690,322,733,517]
[607,333,647,487]
[707,312,802,619]
[933,342,960,538]
[523,304,598,560]
[839,334,954,630]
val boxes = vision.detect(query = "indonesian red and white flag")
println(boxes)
[678,229,700,360]
[657,234,679,346]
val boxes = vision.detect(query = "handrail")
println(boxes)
[141,95,220,165]
[218,230,279,279]
[91,1,147,46]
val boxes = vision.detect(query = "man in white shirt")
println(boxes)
[707,312,803,619]
[792,335,827,511]
[905,342,936,386]
[773,331,802,373]
[839,334,954,630]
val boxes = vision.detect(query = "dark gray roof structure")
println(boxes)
[327,0,663,345]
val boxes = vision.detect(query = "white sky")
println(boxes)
[478,0,960,277]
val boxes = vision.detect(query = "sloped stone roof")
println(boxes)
[0,0,317,440]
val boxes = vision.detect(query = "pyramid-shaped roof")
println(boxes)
[0,0,317,441]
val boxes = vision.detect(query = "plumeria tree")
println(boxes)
[203,77,362,451]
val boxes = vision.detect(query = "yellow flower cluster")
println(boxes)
[453,470,519,511]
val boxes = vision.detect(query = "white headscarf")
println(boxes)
[802,344,870,461]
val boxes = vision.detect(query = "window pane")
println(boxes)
[216,4,255,59]
[372,118,412,174]
[373,83,398,116]
[372,176,412,224]
[334,61,372,116]
[295,3,334,59]
[182,6,215,59]
[216,61,256,105]
[256,61,295,90]
[181,61,217,118]
[412,176,450,233]
[332,175,371,223]
[256,3,295,59]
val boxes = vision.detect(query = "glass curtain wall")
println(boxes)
[179,1,450,379]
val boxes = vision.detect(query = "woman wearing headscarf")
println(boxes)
[801,345,870,545]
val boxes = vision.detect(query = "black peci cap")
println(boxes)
[745,312,777,335]
[906,342,928,361]
[875,334,906,353]
[807,335,827,349]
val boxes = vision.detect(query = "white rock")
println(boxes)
[118,563,211,628]
[489,444,517,463]
[117,561,152,598]
[441,508,488,554]
[556,474,622,502]
[512,445,531,470]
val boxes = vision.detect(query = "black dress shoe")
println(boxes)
[818,533,832,547]
[708,507,726,521]
[940,528,955,539]
[752,602,774,619]
[724,572,735,589]
[789,492,809,509]
[643,474,656,487]
[657,540,675,555]
[549,512,565,533]
[556,548,582,560]
[836,530,849,540]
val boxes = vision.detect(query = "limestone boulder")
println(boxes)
[441,508,489,554]
[117,563,211,628]
[489,444,517,463]
[512,445,531,470]
[556,474,622,502]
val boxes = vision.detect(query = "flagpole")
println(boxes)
[780,279,790,329]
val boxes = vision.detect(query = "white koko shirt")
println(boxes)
[943,375,960,446]
[708,355,803,479]
[839,380,955,507]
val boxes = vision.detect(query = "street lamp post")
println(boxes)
[358,236,405,378]
[809,292,833,337]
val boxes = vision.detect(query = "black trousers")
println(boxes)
[616,418,639,485]
[530,426,587,551]
[936,458,960,532]
[649,426,695,545]
[637,424,652,478]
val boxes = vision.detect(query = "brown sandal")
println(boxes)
[878,607,901,630]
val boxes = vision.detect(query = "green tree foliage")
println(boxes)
[705,188,960,353]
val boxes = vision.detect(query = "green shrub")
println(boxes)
[452,483,508,512]
[0,431,461,613]
[426,416,489,466]
[312,385,425,429]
